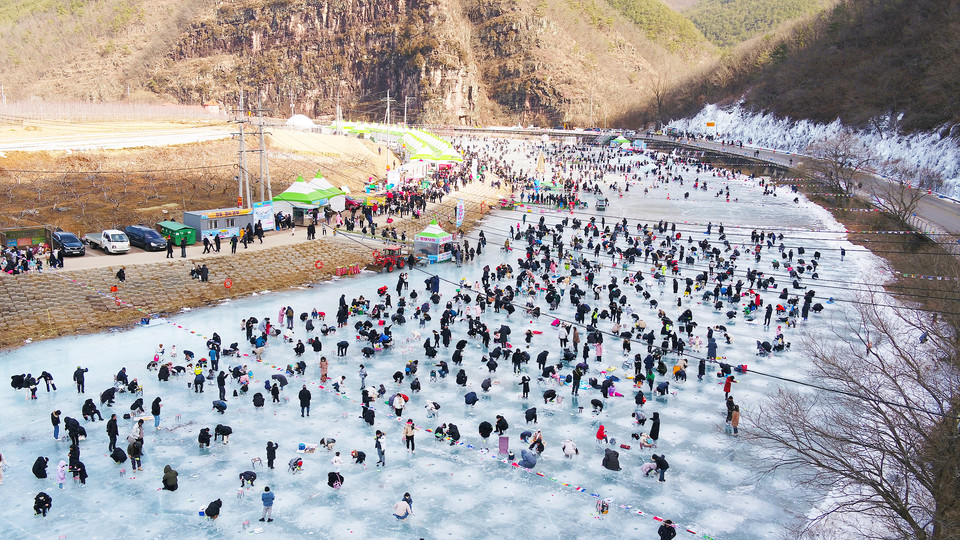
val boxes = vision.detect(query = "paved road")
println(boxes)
[649,135,960,236]
[0,127,232,152]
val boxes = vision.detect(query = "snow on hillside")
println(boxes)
[668,103,960,199]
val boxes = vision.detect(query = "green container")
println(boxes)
[156,221,197,245]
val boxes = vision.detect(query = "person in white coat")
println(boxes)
[561,439,579,458]
[392,497,412,520]
[56,460,67,489]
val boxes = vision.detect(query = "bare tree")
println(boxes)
[650,67,670,130]
[746,293,960,539]
[802,133,874,197]
[870,163,944,224]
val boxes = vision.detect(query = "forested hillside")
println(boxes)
[604,0,713,55]
[660,0,960,135]
[686,0,830,47]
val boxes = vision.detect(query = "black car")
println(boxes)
[124,225,168,251]
[52,231,85,256]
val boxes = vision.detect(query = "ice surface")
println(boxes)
[0,141,887,539]
[668,103,960,200]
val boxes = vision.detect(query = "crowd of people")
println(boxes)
[2,137,835,538]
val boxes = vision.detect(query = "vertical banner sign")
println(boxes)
[456,199,465,228]
[253,201,275,231]
[470,158,478,179]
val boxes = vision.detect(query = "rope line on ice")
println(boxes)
[49,271,716,539]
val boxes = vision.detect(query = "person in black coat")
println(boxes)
[107,414,119,451]
[446,423,461,445]
[34,492,52,516]
[253,393,265,408]
[64,416,81,445]
[82,399,103,421]
[205,498,222,519]
[519,375,531,399]
[455,369,468,386]
[110,447,127,463]
[478,421,493,440]
[130,398,144,415]
[99,387,117,406]
[266,441,279,469]
[657,520,678,540]
[543,389,557,404]
[464,392,479,406]
[71,461,88,485]
[198,427,212,448]
[239,470,257,487]
[525,407,537,423]
[649,412,661,441]
[73,366,88,393]
[32,456,49,479]
[602,448,621,471]
[298,385,312,417]
[362,406,375,426]
[495,415,509,435]
[651,454,669,482]
[214,424,232,443]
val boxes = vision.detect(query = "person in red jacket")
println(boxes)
[723,375,737,398]
[596,424,608,444]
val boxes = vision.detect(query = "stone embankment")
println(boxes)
[0,182,506,351]
[0,236,370,350]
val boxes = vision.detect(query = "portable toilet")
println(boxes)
[156,221,197,245]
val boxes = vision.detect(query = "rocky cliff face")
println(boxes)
[151,0,491,123]
[146,0,704,125]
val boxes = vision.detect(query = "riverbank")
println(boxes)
[0,181,506,351]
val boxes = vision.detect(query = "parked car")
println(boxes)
[124,225,168,251]
[84,230,130,254]
[52,230,85,256]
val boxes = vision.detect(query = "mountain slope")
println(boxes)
[0,0,714,125]
[686,0,831,47]
[661,0,960,135]
[603,0,713,55]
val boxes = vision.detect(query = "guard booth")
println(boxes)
[292,205,318,227]
[156,221,197,245]
[182,207,254,240]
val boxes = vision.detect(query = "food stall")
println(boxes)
[413,219,455,264]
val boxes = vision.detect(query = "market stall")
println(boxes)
[413,219,455,264]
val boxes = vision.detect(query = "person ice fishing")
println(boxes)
[392,494,412,520]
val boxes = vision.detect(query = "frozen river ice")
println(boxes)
[0,142,884,539]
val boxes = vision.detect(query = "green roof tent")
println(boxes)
[332,122,463,163]
[611,135,630,145]
[413,219,455,263]
[156,220,197,245]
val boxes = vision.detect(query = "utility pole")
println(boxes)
[230,88,271,208]
[382,90,395,126]
[239,89,248,208]
[335,85,343,136]
[258,94,272,203]
[404,96,413,127]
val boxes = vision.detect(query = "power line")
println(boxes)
[333,229,960,421]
